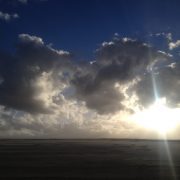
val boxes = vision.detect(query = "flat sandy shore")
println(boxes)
[0,139,180,179]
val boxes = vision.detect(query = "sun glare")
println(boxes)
[133,98,180,134]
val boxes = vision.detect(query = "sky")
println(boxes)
[1,0,180,139]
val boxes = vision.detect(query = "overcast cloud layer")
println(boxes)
[1,34,180,138]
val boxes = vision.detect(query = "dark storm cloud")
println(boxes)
[0,34,71,114]
[72,38,170,114]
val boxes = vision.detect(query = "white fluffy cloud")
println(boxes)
[169,40,180,50]
[19,34,44,45]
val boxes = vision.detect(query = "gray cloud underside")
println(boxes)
[0,34,72,114]
[72,38,171,114]
[1,34,180,138]
[134,63,180,108]
[0,34,176,116]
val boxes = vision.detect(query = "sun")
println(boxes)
[132,98,180,134]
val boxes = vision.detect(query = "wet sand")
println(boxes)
[0,139,180,179]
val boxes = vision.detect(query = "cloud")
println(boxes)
[153,32,172,41]
[0,34,72,114]
[1,34,180,138]
[166,33,172,41]
[169,40,180,50]
[0,11,19,21]
[0,34,170,114]
[133,63,180,109]
[154,32,180,50]
[72,38,170,114]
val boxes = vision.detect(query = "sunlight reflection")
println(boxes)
[163,136,177,180]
